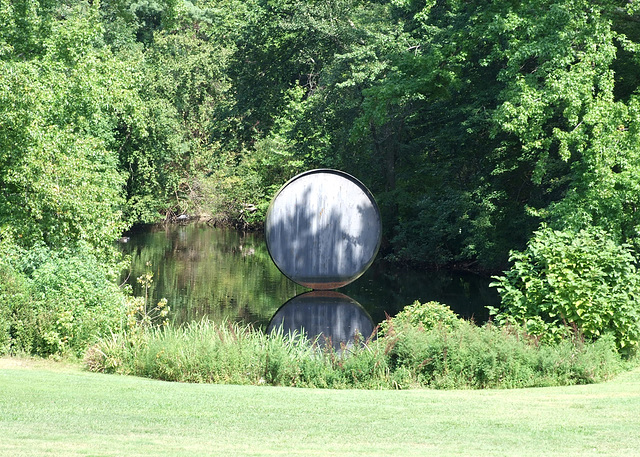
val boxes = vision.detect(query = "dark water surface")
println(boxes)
[120,224,498,332]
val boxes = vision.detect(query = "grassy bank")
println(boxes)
[1,357,640,456]
[86,316,625,389]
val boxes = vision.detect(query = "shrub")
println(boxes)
[490,226,640,356]
[86,313,624,389]
[86,319,391,388]
[0,241,126,357]
[0,243,37,355]
[379,300,462,337]
[0,262,21,355]
[383,321,622,389]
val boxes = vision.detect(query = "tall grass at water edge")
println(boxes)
[87,320,388,388]
[86,317,627,389]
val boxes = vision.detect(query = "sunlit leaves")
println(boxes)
[2,0,640,272]
[491,226,640,354]
[0,1,139,259]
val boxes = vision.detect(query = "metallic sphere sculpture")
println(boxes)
[265,169,381,290]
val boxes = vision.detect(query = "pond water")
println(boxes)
[120,223,499,337]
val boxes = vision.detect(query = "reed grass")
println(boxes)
[86,318,627,389]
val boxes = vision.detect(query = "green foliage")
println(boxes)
[0,240,125,357]
[384,321,622,389]
[3,0,640,368]
[379,300,461,337]
[0,249,28,356]
[86,319,390,389]
[345,0,640,267]
[5,0,640,270]
[0,3,136,359]
[491,226,640,355]
[0,2,139,260]
[123,264,170,340]
[195,165,265,228]
[87,310,623,389]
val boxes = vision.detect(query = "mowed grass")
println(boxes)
[1,357,640,457]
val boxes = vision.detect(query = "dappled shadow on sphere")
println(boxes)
[265,170,381,289]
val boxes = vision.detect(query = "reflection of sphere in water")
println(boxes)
[265,169,381,290]
[266,291,374,348]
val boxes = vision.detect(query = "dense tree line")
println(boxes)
[1,0,640,355]
[2,0,640,268]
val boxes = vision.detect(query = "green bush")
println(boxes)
[0,243,35,355]
[86,319,391,389]
[384,321,622,389]
[379,300,462,337]
[490,226,640,356]
[0,263,18,355]
[0,242,125,357]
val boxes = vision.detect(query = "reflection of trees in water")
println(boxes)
[120,224,497,329]
[342,262,498,324]
[121,224,304,327]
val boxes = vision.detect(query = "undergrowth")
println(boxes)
[86,320,389,388]
[85,302,627,389]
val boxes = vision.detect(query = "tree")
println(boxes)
[348,0,640,268]
[0,1,139,258]
[0,1,139,356]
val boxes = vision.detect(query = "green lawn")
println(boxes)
[1,357,640,456]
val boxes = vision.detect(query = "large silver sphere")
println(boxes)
[265,169,381,290]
